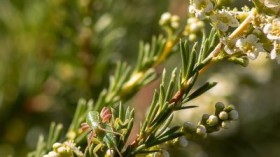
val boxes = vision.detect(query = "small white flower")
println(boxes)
[210,9,239,32]
[159,12,180,29]
[263,18,280,41]
[189,0,214,19]
[236,34,265,60]
[270,41,280,64]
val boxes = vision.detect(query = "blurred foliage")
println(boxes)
[0,0,167,156]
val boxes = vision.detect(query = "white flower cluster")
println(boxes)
[183,17,205,41]
[188,0,280,64]
[159,12,180,29]
[43,141,83,157]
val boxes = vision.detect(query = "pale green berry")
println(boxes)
[219,111,228,120]
[229,110,239,120]
[207,115,218,126]
[222,121,230,129]
[196,125,207,136]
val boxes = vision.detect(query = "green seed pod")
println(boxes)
[219,111,229,120]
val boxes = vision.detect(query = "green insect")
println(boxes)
[81,107,122,157]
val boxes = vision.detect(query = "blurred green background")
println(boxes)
[0,0,280,156]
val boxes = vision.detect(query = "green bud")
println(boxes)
[224,105,235,112]
[219,111,229,120]
[201,114,210,125]
[215,102,225,115]
[207,115,218,126]
[183,121,196,133]
[228,110,239,120]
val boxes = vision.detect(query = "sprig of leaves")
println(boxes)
[123,30,221,156]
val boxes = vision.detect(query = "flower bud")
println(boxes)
[196,125,207,136]
[215,102,225,114]
[219,111,228,120]
[224,105,235,112]
[228,110,239,120]
[159,12,171,26]
[188,33,197,42]
[221,121,230,129]
[183,121,196,133]
[53,143,62,150]
[105,149,114,157]
[207,115,218,126]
